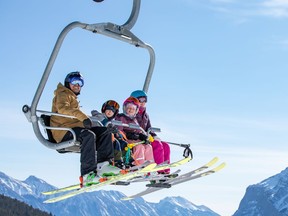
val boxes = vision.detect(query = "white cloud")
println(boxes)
[262,0,288,7]
[258,1,288,17]
[203,0,288,18]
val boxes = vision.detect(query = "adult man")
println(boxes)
[50,71,121,185]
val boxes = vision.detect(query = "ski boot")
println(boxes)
[97,161,122,177]
[114,160,126,170]
[80,171,102,187]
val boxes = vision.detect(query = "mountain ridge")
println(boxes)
[0,171,219,216]
[233,167,288,216]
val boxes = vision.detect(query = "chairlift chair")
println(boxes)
[22,0,156,153]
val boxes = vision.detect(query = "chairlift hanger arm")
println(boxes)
[94,0,141,30]
[126,0,154,93]
[123,0,141,30]
[85,22,144,46]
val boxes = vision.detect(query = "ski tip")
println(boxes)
[121,197,132,201]
[42,190,59,195]
[43,199,54,204]
[206,157,219,166]
[42,190,57,195]
[212,162,226,172]
[42,190,58,195]
[41,184,80,195]
[218,162,226,170]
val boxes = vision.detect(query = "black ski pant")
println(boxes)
[62,126,114,176]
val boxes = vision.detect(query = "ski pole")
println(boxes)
[164,141,193,159]
[165,141,190,148]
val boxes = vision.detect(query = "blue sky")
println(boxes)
[1,0,288,215]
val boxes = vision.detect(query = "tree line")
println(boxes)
[0,194,53,216]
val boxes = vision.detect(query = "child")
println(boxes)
[91,100,127,169]
[115,96,154,166]
[100,100,120,126]
[130,90,171,174]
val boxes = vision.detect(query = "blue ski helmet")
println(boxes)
[64,71,84,89]
[130,90,148,102]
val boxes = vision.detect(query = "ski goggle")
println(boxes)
[105,105,116,113]
[69,76,84,87]
[138,97,147,103]
[125,97,140,106]
[106,100,120,110]
[125,103,137,110]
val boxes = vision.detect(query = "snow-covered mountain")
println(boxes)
[233,168,288,216]
[0,171,219,216]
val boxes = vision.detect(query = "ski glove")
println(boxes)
[107,124,118,134]
[83,118,92,129]
[126,132,139,140]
